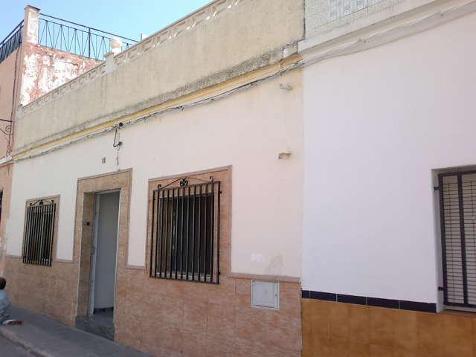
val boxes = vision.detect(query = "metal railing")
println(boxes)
[0,20,23,63]
[38,14,137,60]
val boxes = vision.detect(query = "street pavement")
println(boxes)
[0,306,150,357]
[0,335,33,356]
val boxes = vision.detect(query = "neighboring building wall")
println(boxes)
[0,5,100,273]
[18,6,100,107]
[302,6,476,305]
[301,6,476,356]
[0,49,19,274]
[20,43,98,105]
[0,48,19,275]
[0,49,19,155]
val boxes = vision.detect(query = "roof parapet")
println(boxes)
[18,0,251,114]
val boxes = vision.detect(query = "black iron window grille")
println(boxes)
[0,190,3,225]
[38,14,137,60]
[22,199,57,266]
[150,178,221,284]
[439,171,476,308]
[0,20,23,64]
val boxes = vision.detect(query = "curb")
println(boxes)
[0,326,50,357]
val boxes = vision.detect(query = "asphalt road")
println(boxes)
[0,335,33,356]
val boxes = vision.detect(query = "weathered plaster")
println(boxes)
[20,44,99,105]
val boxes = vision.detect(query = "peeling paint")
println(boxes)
[20,44,99,105]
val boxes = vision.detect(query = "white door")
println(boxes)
[90,191,120,313]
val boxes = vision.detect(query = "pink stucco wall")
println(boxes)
[20,43,99,105]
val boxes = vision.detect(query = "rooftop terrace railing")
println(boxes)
[0,20,23,63]
[38,14,138,60]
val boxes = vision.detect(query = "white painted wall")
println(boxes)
[6,71,303,278]
[302,12,476,303]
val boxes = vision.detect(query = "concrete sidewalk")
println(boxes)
[0,306,150,357]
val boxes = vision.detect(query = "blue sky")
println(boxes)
[1,1,211,41]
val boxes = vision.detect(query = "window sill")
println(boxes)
[441,308,476,318]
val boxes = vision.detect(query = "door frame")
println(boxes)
[89,189,121,317]
[74,169,131,323]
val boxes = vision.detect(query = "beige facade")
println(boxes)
[5,1,306,355]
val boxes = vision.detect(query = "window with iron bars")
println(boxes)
[22,198,57,266]
[149,178,220,284]
[0,190,3,225]
[439,171,476,308]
